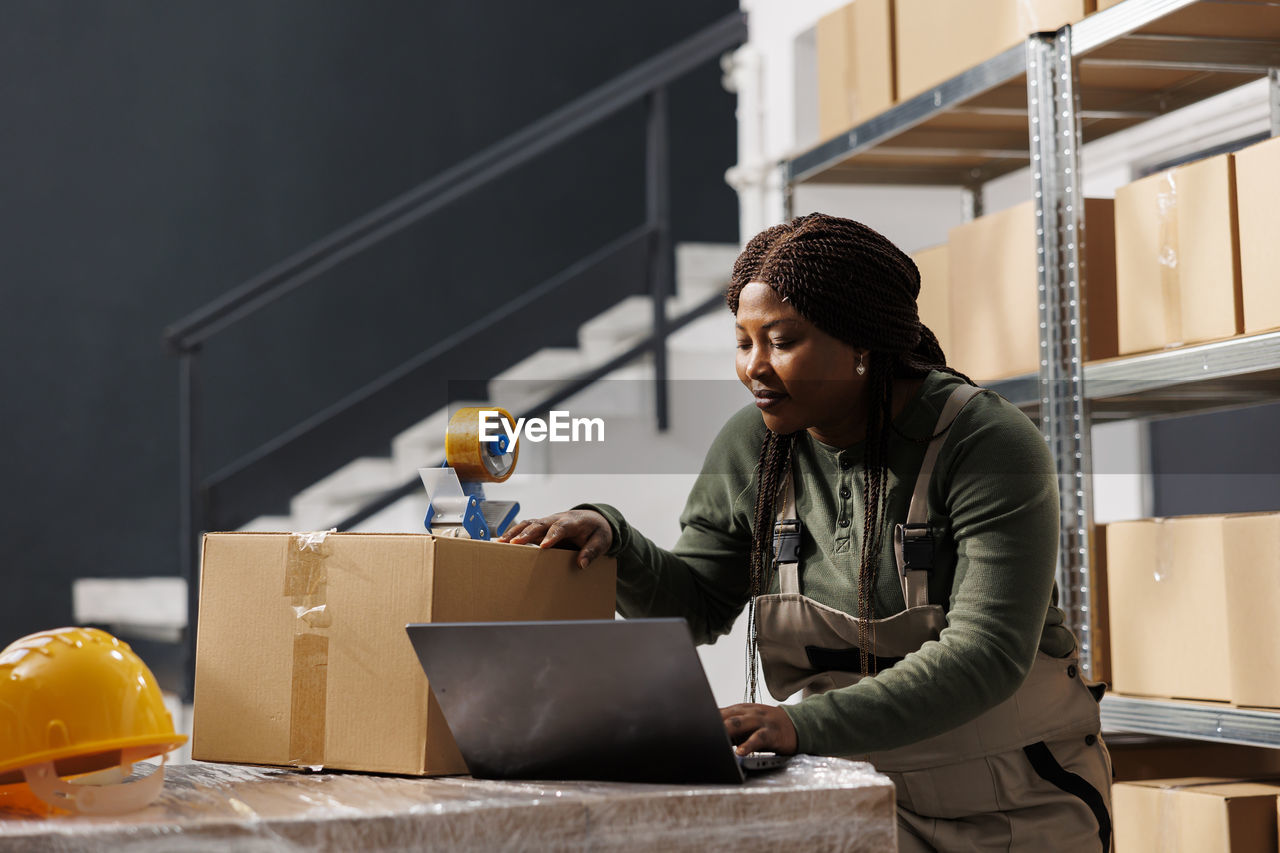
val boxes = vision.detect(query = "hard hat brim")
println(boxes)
[0,732,188,785]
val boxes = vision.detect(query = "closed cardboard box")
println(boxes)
[912,244,952,360]
[895,0,1092,101]
[1106,517,1232,702]
[947,198,1117,381]
[1089,524,1111,686]
[1222,513,1280,709]
[1114,778,1280,852]
[1234,136,1280,334]
[817,0,895,140]
[1115,153,1243,354]
[193,531,616,776]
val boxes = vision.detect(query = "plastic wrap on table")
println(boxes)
[0,756,896,852]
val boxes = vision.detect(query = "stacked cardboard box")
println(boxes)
[910,244,952,360]
[1114,153,1243,355]
[1105,516,1232,702]
[1105,511,1280,708]
[192,531,616,776]
[1222,513,1280,710]
[816,1,894,141]
[946,198,1117,381]
[1234,136,1280,335]
[894,0,1094,102]
[1114,779,1280,852]
[1088,525,1111,686]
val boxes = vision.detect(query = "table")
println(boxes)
[0,756,897,852]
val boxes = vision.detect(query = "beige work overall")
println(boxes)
[755,386,1113,852]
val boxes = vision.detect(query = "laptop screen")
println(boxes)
[406,618,746,784]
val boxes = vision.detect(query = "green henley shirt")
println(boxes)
[579,369,1073,758]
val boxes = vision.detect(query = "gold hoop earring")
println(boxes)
[856,353,867,376]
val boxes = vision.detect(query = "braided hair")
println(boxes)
[726,213,971,701]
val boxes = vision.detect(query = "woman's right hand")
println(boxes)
[496,509,613,569]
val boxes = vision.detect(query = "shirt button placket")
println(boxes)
[837,455,853,535]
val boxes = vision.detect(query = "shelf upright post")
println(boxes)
[1027,28,1096,677]
[646,86,672,433]
[1269,68,1280,138]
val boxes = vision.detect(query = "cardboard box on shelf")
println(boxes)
[1114,153,1243,355]
[1089,525,1111,686]
[894,0,1092,102]
[1222,512,1280,710]
[1101,2,1280,41]
[1234,136,1280,335]
[816,0,895,141]
[1105,516,1232,702]
[192,531,616,776]
[911,244,952,360]
[1113,778,1280,852]
[946,198,1116,381]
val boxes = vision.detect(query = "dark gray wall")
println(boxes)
[1151,403,1280,517]
[1,2,738,645]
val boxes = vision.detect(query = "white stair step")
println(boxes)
[577,296,676,361]
[350,492,429,534]
[73,578,188,629]
[577,292,729,362]
[675,243,739,299]
[669,310,736,353]
[487,347,601,414]
[291,457,405,529]
[389,399,489,480]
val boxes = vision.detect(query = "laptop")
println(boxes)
[406,618,789,784]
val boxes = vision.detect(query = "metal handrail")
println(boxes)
[163,11,747,353]
[334,286,727,531]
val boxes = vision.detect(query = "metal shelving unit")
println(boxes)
[987,330,1280,419]
[1101,696,1280,749]
[783,0,1280,748]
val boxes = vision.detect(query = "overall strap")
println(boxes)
[774,468,801,594]
[895,383,984,608]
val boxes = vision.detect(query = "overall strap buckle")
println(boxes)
[772,519,802,565]
[897,523,933,576]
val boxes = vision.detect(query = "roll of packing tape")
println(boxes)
[445,407,519,483]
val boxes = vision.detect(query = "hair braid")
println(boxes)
[745,430,794,702]
[856,353,894,675]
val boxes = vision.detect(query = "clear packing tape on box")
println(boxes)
[1154,172,1186,349]
[0,757,898,852]
[286,529,336,771]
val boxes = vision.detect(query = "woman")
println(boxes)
[498,214,1111,851]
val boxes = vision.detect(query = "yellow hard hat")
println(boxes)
[0,627,187,814]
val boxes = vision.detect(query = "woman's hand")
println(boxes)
[496,509,613,570]
[720,703,799,756]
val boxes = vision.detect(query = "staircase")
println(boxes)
[239,242,743,536]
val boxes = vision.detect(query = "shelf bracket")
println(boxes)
[1027,28,1097,678]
